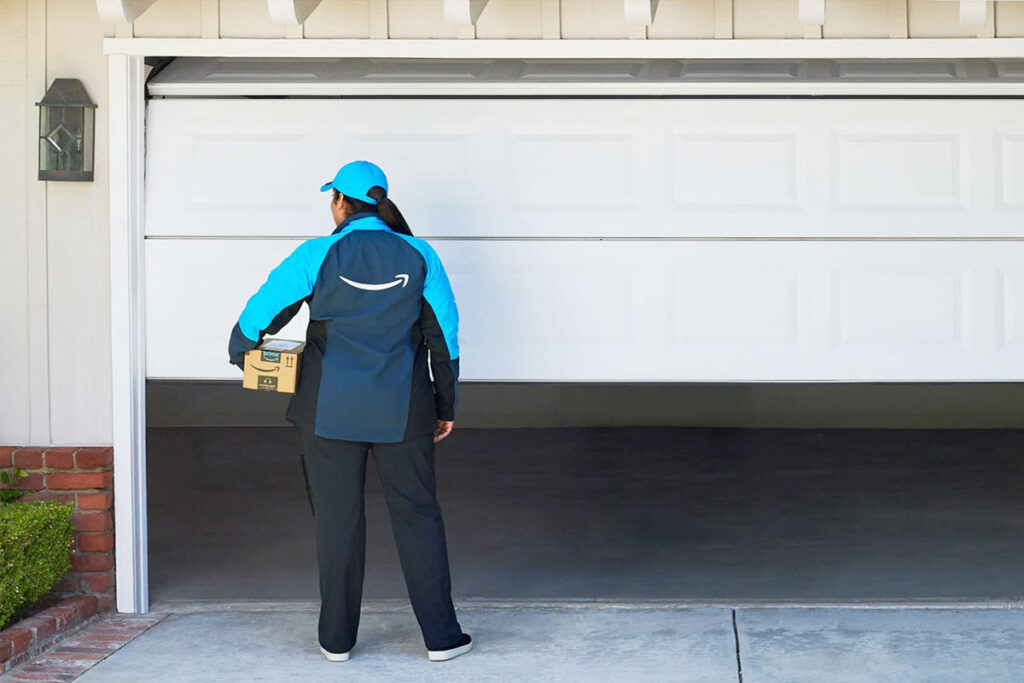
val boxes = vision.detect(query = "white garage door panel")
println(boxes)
[146,241,311,379]
[146,239,1024,381]
[146,99,1024,239]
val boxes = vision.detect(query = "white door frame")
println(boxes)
[109,52,148,614]
[105,37,1024,613]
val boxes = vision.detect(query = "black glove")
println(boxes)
[228,322,259,369]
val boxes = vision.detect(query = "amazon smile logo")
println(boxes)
[339,274,409,291]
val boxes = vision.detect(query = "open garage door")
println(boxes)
[145,58,1024,384]
[142,58,1024,608]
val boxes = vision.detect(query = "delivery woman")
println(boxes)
[227,160,471,663]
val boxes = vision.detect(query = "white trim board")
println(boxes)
[146,80,1024,97]
[145,83,1024,96]
[105,38,1024,60]
[109,53,150,615]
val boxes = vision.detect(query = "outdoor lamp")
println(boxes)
[36,78,96,182]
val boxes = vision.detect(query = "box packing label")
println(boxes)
[242,339,305,393]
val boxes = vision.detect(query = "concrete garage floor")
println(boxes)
[146,426,1024,603]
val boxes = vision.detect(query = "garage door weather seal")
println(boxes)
[146,57,1024,98]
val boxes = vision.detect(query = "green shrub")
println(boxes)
[1,468,33,503]
[0,499,75,630]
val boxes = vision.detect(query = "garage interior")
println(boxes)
[145,418,1024,603]
[146,381,1024,604]
[142,57,1024,606]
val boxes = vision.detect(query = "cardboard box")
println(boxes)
[242,338,305,393]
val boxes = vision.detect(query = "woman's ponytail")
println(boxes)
[366,185,413,236]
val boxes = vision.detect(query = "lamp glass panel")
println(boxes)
[82,107,94,173]
[39,105,86,173]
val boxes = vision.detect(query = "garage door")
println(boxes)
[144,61,1024,382]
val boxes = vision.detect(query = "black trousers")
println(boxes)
[298,424,462,653]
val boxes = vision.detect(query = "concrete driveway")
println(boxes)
[56,602,1024,682]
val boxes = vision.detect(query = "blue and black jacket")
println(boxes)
[228,211,460,443]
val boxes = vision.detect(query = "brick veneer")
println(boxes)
[0,595,99,675]
[1,446,116,612]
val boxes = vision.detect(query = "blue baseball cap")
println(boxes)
[320,160,388,204]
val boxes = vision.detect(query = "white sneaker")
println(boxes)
[319,644,351,662]
[427,634,473,662]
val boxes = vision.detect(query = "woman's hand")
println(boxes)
[434,420,454,443]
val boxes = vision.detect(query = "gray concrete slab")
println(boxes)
[736,608,1024,683]
[74,607,737,683]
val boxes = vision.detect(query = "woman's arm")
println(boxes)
[228,240,319,368]
[418,245,460,427]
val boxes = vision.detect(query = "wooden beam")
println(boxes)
[267,0,322,25]
[444,0,489,25]
[798,0,825,25]
[959,0,988,26]
[624,0,659,25]
[95,0,158,23]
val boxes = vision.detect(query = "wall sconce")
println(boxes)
[36,79,97,182]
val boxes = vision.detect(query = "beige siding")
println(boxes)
[908,0,993,37]
[996,1,1024,36]
[132,0,203,37]
[647,0,716,39]
[0,0,31,444]
[822,0,891,38]
[219,0,288,38]
[733,0,805,39]
[303,0,375,39]
[560,0,644,39]
[476,0,547,39]
[2,0,114,445]
[44,0,113,445]
[388,0,461,38]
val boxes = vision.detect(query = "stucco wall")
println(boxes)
[3,0,1024,445]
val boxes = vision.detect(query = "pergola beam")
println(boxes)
[959,0,988,26]
[96,0,1014,31]
[95,0,158,23]
[267,0,322,25]
[798,0,825,26]
[624,0,660,25]
[444,0,490,25]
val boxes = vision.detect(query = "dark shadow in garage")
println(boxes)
[147,425,1024,603]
